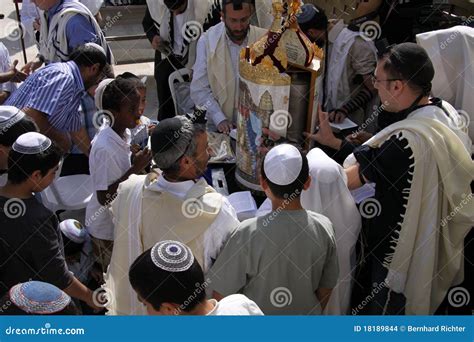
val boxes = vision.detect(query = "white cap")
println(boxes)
[94,78,114,110]
[12,132,51,154]
[0,106,26,131]
[263,144,303,186]
[84,42,107,58]
[59,219,88,244]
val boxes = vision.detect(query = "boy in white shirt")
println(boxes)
[129,240,263,316]
[86,77,152,276]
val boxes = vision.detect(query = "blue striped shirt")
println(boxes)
[6,61,86,132]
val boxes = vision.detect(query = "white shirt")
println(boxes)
[0,43,16,94]
[191,32,248,129]
[172,7,192,57]
[86,126,131,241]
[154,176,240,272]
[206,294,264,316]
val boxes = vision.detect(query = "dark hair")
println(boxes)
[70,44,107,69]
[164,0,187,10]
[0,292,78,315]
[102,78,140,113]
[0,116,38,147]
[261,148,309,199]
[129,247,207,313]
[61,233,84,257]
[380,43,434,96]
[7,142,62,184]
[117,72,146,90]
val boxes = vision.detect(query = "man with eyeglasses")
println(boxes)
[103,115,240,315]
[309,42,473,315]
[190,0,267,134]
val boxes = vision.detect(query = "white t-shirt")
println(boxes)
[206,294,264,316]
[86,126,131,240]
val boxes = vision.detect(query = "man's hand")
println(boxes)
[21,58,43,75]
[328,110,347,124]
[131,148,152,173]
[217,120,233,135]
[151,35,161,50]
[304,105,342,150]
[33,18,41,31]
[346,130,373,145]
[8,60,28,82]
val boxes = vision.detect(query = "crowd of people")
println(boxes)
[0,0,472,316]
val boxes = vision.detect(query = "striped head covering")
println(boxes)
[0,106,26,132]
[151,240,194,272]
[9,281,71,314]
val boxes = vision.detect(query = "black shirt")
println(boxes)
[0,196,72,295]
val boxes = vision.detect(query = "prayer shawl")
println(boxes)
[39,1,113,63]
[325,21,376,111]
[206,22,267,122]
[146,0,219,68]
[344,101,474,315]
[417,26,474,153]
[301,148,362,315]
[104,172,222,315]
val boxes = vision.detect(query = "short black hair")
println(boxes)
[70,44,107,69]
[102,78,140,113]
[7,142,62,184]
[129,247,207,313]
[0,116,38,147]
[261,148,309,199]
[164,0,187,10]
[117,72,146,90]
[61,233,84,257]
[222,0,253,15]
[298,4,328,33]
[380,43,434,96]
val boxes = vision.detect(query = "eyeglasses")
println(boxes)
[371,75,402,86]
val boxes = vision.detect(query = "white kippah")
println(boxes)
[0,106,26,131]
[150,240,195,272]
[94,78,114,110]
[12,132,51,154]
[59,219,88,244]
[84,42,107,58]
[263,144,303,186]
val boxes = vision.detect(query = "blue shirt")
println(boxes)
[5,61,86,132]
[71,94,97,154]
[48,0,98,55]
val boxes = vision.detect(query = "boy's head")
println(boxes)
[117,72,147,116]
[70,44,108,90]
[7,132,62,192]
[129,240,206,315]
[0,106,38,170]
[99,77,141,130]
[260,144,311,200]
[59,219,88,259]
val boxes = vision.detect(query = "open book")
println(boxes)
[227,191,258,222]
[329,118,358,133]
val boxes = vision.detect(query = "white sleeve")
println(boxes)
[190,35,227,127]
[89,146,126,192]
[0,44,16,93]
[201,196,240,273]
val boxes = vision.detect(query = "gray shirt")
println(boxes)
[209,209,339,315]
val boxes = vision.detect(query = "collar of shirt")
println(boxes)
[99,126,131,147]
[48,0,65,23]
[67,61,86,95]
[154,176,195,200]
[328,19,345,44]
